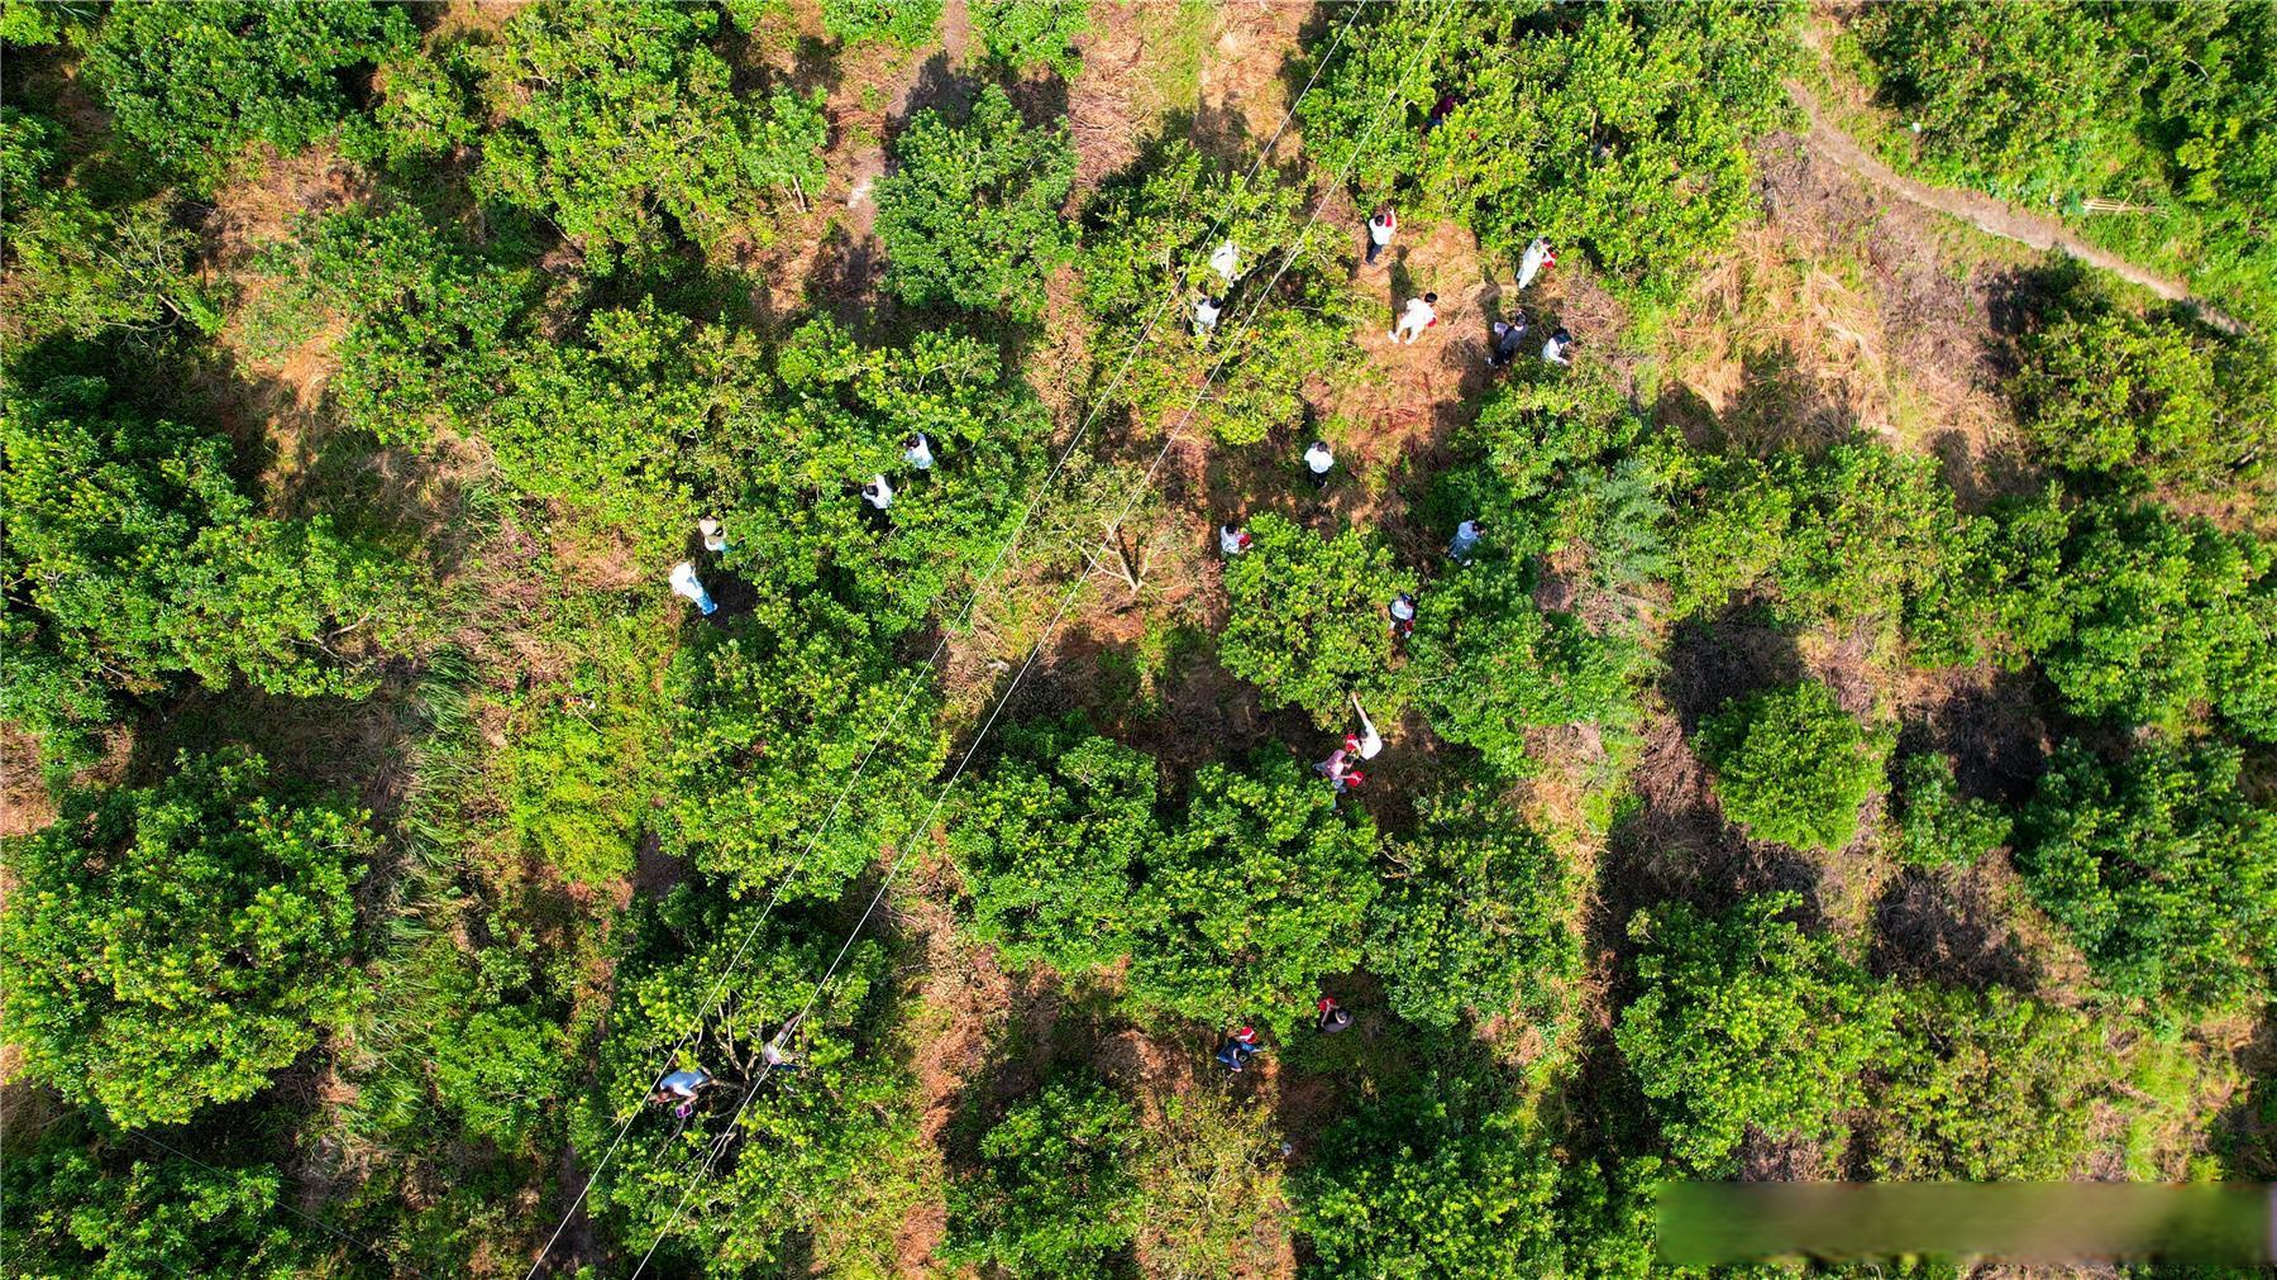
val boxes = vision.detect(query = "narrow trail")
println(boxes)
[1786,80,2247,336]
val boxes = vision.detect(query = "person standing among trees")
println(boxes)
[1541,327,1574,366]
[1388,591,1418,640]
[1193,292,1224,335]
[1209,239,1242,287]
[1350,693,1384,760]
[652,1067,713,1117]
[1447,517,1484,563]
[861,474,895,510]
[1302,439,1337,490]
[1219,522,1252,557]
[1486,316,1528,369]
[1518,236,1556,289]
[669,562,718,616]
[698,516,728,552]
[1365,204,1397,265]
[1389,291,1438,344]
[1316,996,1354,1035]
[903,432,935,471]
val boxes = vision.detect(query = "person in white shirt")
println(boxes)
[1518,237,1556,289]
[1365,205,1397,265]
[1302,439,1336,489]
[1389,291,1438,344]
[1193,293,1224,334]
[904,433,934,470]
[1219,523,1251,557]
[1209,240,1241,286]
[1447,518,1483,564]
[861,474,894,510]
[1387,591,1417,639]
[698,517,728,552]
[1541,328,1573,366]
[669,562,718,616]
[1350,693,1383,759]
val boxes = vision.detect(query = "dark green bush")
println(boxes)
[83,0,413,187]
[0,749,369,1127]
[2017,741,2277,1011]
[821,0,944,47]
[1891,752,2011,869]
[1869,985,2109,1181]
[876,86,1077,321]
[971,0,1090,79]
[1697,681,1889,854]
[1218,513,1411,730]
[1,1144,311,1277]
[943,1074,1142,1278]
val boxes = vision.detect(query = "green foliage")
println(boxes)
[1133,1088,1288,1277]
[1080,137,1356,443]
[1868,985,2109,1181]
[585,894,919,1275]
[1368,792,1579,1031]
[666,593,948,900]
[1128,750,1380,1028]
[822,0,944,47]
[1298,1080,1565,1276]
[277,206,533,446]
[959,733,1378,1029]
[1618,893,1895,1174]
[1408,556,1644,777]
[371,42,483,167]
[1851,2,2277,322]
[1696,681,1889,854]
[476,0,826,264]
[1218,513,1411,729]
[950,722,1156,971]
[82,0,413,188]
[2,1144,311,1278]
[971,0,1090,79]
[943,1074,1142,1278]
[0,749,369,1128]
[1303,0,1798,297]
[0,370,415,752]
[428,1005,571,1145]
[2011,295,2277,496]
[876,86,1077,320]
[1891,752,2010,869]
[2017,741,2277,1011]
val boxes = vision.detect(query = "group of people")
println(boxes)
[645,1025,804,1118]
[1214,997,1355,1074]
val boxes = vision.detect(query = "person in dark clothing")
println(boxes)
[1486,316,1529,369]
[1423,91,1457,135]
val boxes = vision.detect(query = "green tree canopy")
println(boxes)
[942,1074,1143,1278]
[1696,680,1889,854]
[970,0,1090,79]
[1,1143,314,1278]
[1218,513,1411,730]
[475,0,826,265]
[876,86,1077,320]
[1617,893,1896,1175]
[82,0,413,188]
[1,750,370,1128]
[2017,741,2277,1011]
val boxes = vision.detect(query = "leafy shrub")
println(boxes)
[0,749,369,1127]
[1891,752,2010,869]
[1298,1081,1565,1276]
[371,42,483,166]
[0,371,415,732]
[1408,556,1644,777]
[279,206,533,446]
[943,1075,1142,1278]
[821,0,944,47]
[1367,792,1579,1031]
[1302,1,1797,297]
[1868,985,2108,1181]
[1130,750,1381,1029]
[476,0,826,264]
[2017,741,2277,1011]
[971,0,1090,79]
[82,0,413,187]
[2,1145,310,1277]
[1080,137,1355,444]
[1696,681,1889,853]
[1218,513,1411,729]
[665,593,948,901]
[1133,1089,1287,1278]
[1618,893,1896,1174]
[2011,296,2277,495]
[585,893,919,1274]
[950,722,1156,971]
[876,86,1077,320]
[428,1006,570,1145]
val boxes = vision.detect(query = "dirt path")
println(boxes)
[1786,81,2246,336]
